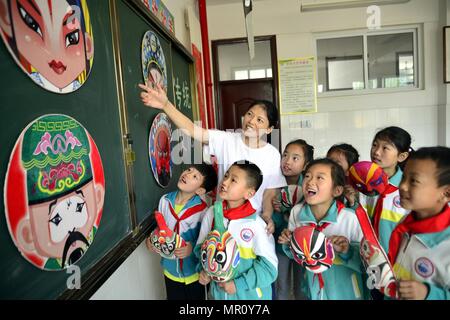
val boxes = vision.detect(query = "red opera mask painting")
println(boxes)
[4,114,105,270]
[290,226,334,273]
[0,0,94,93]
[149,113,172,187]
[348,161,388,196]
[141,30,167,91]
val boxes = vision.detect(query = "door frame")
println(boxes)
[211,36,281,150]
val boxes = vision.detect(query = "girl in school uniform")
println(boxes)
[359,126,412,253]
[278,158,365,300]
[272,139,314,300]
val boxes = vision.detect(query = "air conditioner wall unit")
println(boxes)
[301,0,411,12]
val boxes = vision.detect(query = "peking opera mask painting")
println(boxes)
[141,29,167,92]
[290,225,335,273]
[0,0,94,94]
[149,112,172,187]
[4,114,105,270]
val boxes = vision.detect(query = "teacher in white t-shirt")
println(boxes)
[139,83,286,233]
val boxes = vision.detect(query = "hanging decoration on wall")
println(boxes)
[243,0,254,60]
[149,112,172,187]
[192,44,208,129]
[141,0,175,35]
[141,30,167,92]
[4,114,105,270]
[0,0,94,94]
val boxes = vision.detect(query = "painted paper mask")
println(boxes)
[149,113,172,187]
[348,161,388,196]
[200,201,240,282]
[280,184,303,211]
[360,238,397,298]
[149,211,185,259]
[141,30,167,92]
[290,225,334,273]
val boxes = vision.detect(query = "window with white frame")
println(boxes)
[316,27,418,94]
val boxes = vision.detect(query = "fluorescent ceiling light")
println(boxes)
[301,0,410,12]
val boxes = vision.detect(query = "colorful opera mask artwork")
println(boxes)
[360,238,397,298]
[200,201,240,282]
[4,114,105,270]
[348,161,388,196]
[141,30,167,92]
[0,0,94,93]
[149,113,172,187]
[149,211,185,259]
[200,230,240,283]
[280,184,303,211]
[290,225,334,273]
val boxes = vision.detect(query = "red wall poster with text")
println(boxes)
[192,44,207,129]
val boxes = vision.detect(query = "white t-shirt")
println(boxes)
[206,130,287,215]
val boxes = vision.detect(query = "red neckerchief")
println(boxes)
[168,199,207,271]
[168,200,207,233]
[372,184,398,238]
[210,201,256,230]
[309,200,345,294]
[388,204,450,265]
[222,200,256,220]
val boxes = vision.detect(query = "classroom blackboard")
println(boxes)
[114,0,195,225]
[0,0,196,299]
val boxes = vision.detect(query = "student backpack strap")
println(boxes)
[200,200,240,283]
[213,200,226,233]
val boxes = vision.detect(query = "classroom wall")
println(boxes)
[207,0,449,159]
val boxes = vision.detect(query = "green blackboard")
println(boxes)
[0,0,130,299]
[115,0,195,225]
[0,0,197,299]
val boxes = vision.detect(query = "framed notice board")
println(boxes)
[0,0,196,299]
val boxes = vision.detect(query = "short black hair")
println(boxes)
[407,146,450,187]
[230,160,263,192]
[247,100,278,128]
[190,163,218,193]
[304,158,346,201]
[285,139,314,165]
[327,143,360,168]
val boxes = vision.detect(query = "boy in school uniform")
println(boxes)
[146,163,218,300]
[195,161,278,300]
[389,147,450,300]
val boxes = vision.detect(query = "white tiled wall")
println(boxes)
[281,105,438,160]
